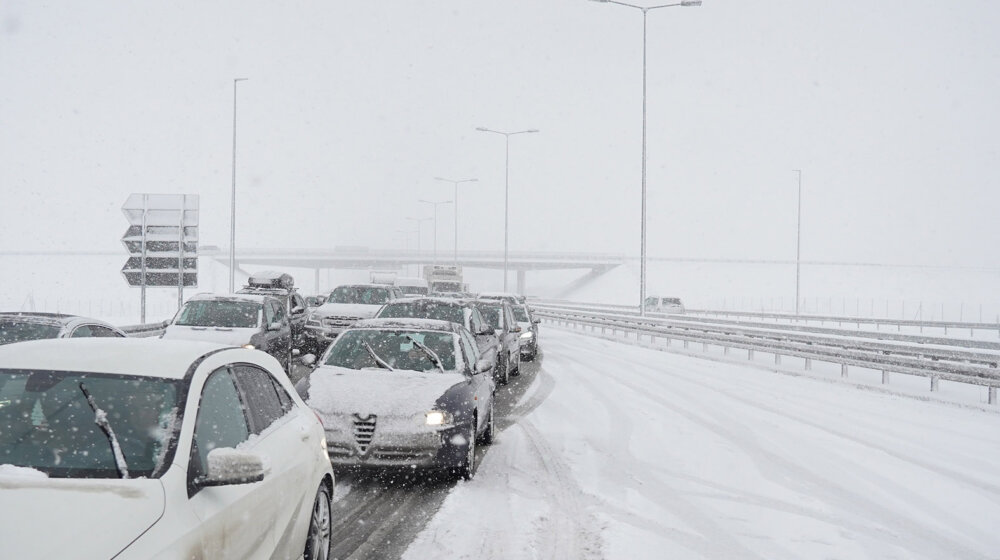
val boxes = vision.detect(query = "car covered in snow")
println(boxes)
[295,318,495,480]
[303,283,403,355]
[162,293,294,371]
[374,297,501,379]
[478,291,526,306]
[395,276,430,297]
[0,312,125,345]
[0,338,334,560]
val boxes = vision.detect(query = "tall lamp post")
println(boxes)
[418,199,453,267]
[588,0,701,316]
[793,169,802,315]
[434,177,478,264]
[406,216,432,276]
[475,127,538,292]
[229,77,249,293]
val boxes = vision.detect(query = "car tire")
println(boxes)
[511,349,521,377]
[478,399,495,445]
[456,418,477,481]
[303,482,332,560]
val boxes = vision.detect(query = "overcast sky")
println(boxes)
[2,0,999,268]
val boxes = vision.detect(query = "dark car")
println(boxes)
[469,299,521,386]
[295,318,495,480]
[374,297,501,380]
[0,313,126,345]
[236,271,309,352]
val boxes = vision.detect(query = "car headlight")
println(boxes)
[242,344,255,350]
[425,411,454,426]
[519,331,534,340]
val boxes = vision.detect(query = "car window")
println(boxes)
[270,376,294,415]
[459,329,479,366]
[90,325,124,338]
[190,368,250,480]
[291,294,306,312]
[232,365,286,434]
[70,325,93,338]
[175,300,261,329]
[470,308,485,334]
[263,302,275,325]
[0,320,61,345]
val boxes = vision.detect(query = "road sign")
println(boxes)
[121,194,200,322]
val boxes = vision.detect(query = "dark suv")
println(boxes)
[236,271,309,351]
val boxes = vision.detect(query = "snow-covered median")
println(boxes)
[404,328,1000,560]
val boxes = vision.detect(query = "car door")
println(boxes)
[186,366,273,559]
[502,303,519,364]
[265,300,292,364]
[458,332,490,431]
[468,307,499,363]
[231,364,317,558]
[288,293,308,348]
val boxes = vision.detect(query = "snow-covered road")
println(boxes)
[403,327,1000,559]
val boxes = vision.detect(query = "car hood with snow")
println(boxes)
[161,324,256,346]
[309,303,383,320]
[306,365,467,419]
[0,467,163,558]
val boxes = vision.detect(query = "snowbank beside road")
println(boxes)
[404,329,1000,559]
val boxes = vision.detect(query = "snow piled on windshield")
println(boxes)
[0,464,49,479]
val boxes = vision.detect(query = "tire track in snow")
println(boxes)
[551,330,997,559]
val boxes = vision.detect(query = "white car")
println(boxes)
[643,296,685,314]
[304,284,403,353]
[0,338,333,560]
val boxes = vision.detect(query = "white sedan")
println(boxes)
[0,338,334,560]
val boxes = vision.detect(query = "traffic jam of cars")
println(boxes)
[0,268,542,558]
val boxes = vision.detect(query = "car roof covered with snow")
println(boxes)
[350,317,463,333]
[0,337,236,379]
[187,292,271,304]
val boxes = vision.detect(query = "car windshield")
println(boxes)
[476,304,501,329]
[399,286,429,295]
[174,300,261,328]
[328,286,390,305]
[0,320,61,346]
[0,369,182,478]
[324,329,457,372]
[377,302,465,325]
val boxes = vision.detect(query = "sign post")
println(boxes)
[121,194,199,323]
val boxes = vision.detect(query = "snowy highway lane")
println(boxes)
[402,327,1000,560]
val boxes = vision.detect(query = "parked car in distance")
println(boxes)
[0,338,334,560]
[305,294,328,308]
[395,276,430,297]
[304,284,403,355]
[236,271,309,351]
[0,312,125,345]
[512,303,541,360]
[644,296,685,314]
[374,297,500,376]
[477,292,524,306]
[295,318,495,480]
[162,293,294,371]
[469,299,521,385]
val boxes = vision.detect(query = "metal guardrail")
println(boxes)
[120,321,168,338]
[534,306,1000,405]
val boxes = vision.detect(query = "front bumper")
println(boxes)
[323,420,469,469]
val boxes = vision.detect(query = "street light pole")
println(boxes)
[588,0,701,316]
[229,77,248,293]
[794,169,802,315]
[406,216,432,276]
[434,177,478,264]
[418,199,453,267]
[475,127,538,292]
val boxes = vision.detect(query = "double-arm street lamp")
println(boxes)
[434,177,478,265]
[229,77,249,293]
[588,0,701,316]
[475,127,538,292]
[418,199,453,266]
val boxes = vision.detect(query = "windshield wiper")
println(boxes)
[405,335,445,373]
[79,383,130,479]
[362,341,394,371]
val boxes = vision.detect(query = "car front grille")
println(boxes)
[353,415,377,453]
[324,316,361,328]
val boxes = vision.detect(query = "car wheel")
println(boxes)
[478,399,495,445]
[457,418,477,481]
[304,482,332,560]
[511,349,521,377]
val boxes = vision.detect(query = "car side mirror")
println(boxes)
[194,448,265,488]
[474,358,492,374]
[268,321,283,331]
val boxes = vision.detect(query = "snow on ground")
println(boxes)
[403,328,1000,560]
